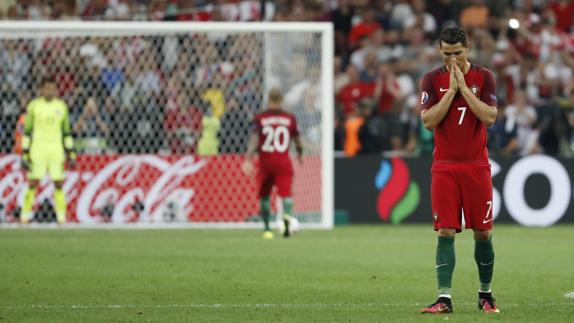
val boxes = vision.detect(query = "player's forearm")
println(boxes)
[421,89,456,130]
[294,137,303,157]
[460,87,497,126]
[245,135,259,161]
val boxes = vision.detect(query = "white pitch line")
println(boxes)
[1,304,380,310]
[1,302,573,311]
[565,292,574,299]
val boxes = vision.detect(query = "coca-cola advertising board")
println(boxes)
[0,154,321,224]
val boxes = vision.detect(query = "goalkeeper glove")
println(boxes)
[66,150,77,170]
[21,150,30,171]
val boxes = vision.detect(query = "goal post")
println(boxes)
[0,21,333,229]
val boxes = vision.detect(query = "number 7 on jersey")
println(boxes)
[457,107,467,125]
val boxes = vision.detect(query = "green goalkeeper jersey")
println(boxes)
[24,97,74,155]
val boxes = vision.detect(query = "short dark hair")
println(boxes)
[41,76,56,86]
[439,26,467,47]
[268,87,283,103]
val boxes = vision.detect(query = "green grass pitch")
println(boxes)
[1,225,573,322]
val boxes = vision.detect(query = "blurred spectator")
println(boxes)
[101,50,124,93]
[202,73,227,118]
[336,64,375,117]
[380,96,408,152]
[27,0,52,20]
[334,56,349,94]
[0,0,16,18]
[426,0,458,31]
[284,65,322,146]
[111,67,142,111]
[504,90,540,156]
[357,98,387,154]
[350,35,374,71]
[470,28,497,70]
[389,0,414,30]
[547,0,574,33]
[219,96,251,154]
[348,9,381,49]
[105,0,130,20]
[0,86,20,153]
[374,63,403,115]
[332,0,354,54]
[359,51,379,83]
[197,113,221,157]
[492,51,516,106]
[334,104,346,151]
[58,0,80,20]
[488,106,519,157]
[343,109,364,157]
[1,40,31,92]
[459,0,489,29]
[536,102,568,155]
[82,0,108,20]
[135,48,161,95]
[164,92,203,155]
[416,120,434,154]
[403,0,437,36]
[74,97,109,154]
[394,28,435,78]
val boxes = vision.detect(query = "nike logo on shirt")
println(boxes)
[435,263,448,268]
[480,261,494,266]
[439,87,448,92]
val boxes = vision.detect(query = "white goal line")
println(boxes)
[1,302,571,310]
[0,222,330,230]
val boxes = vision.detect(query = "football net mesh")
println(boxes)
[0,23,330,228]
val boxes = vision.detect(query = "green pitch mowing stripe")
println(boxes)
[1,225,573,322]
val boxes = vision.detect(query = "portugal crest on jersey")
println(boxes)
[470,85,480,97]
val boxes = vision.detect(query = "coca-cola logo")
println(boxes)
[78,156,207,223]
[0,155,26,210]
[0,155,207,223]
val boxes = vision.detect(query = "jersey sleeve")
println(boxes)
[22,101,34,151]
[480,69,498,107]
[61,102,75,151]
[23,101,34,136]
[420,73,437,111]
[62,102,72,136]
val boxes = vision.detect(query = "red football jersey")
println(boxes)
[253,109,299,167]
[420,64,497,164]
[336,82,376,116]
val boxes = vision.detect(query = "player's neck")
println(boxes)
[462,61,471,74]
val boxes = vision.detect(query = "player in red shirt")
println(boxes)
[242,88,303,239]
[419,27,499,314]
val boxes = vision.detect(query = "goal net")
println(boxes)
[0,22,333,229]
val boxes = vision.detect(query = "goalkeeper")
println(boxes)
[20,77,76,224]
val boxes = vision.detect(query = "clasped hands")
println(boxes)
[448,62,468,93]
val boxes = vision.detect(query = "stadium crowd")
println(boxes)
[330,0,574,158]
[1,0,574,158]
